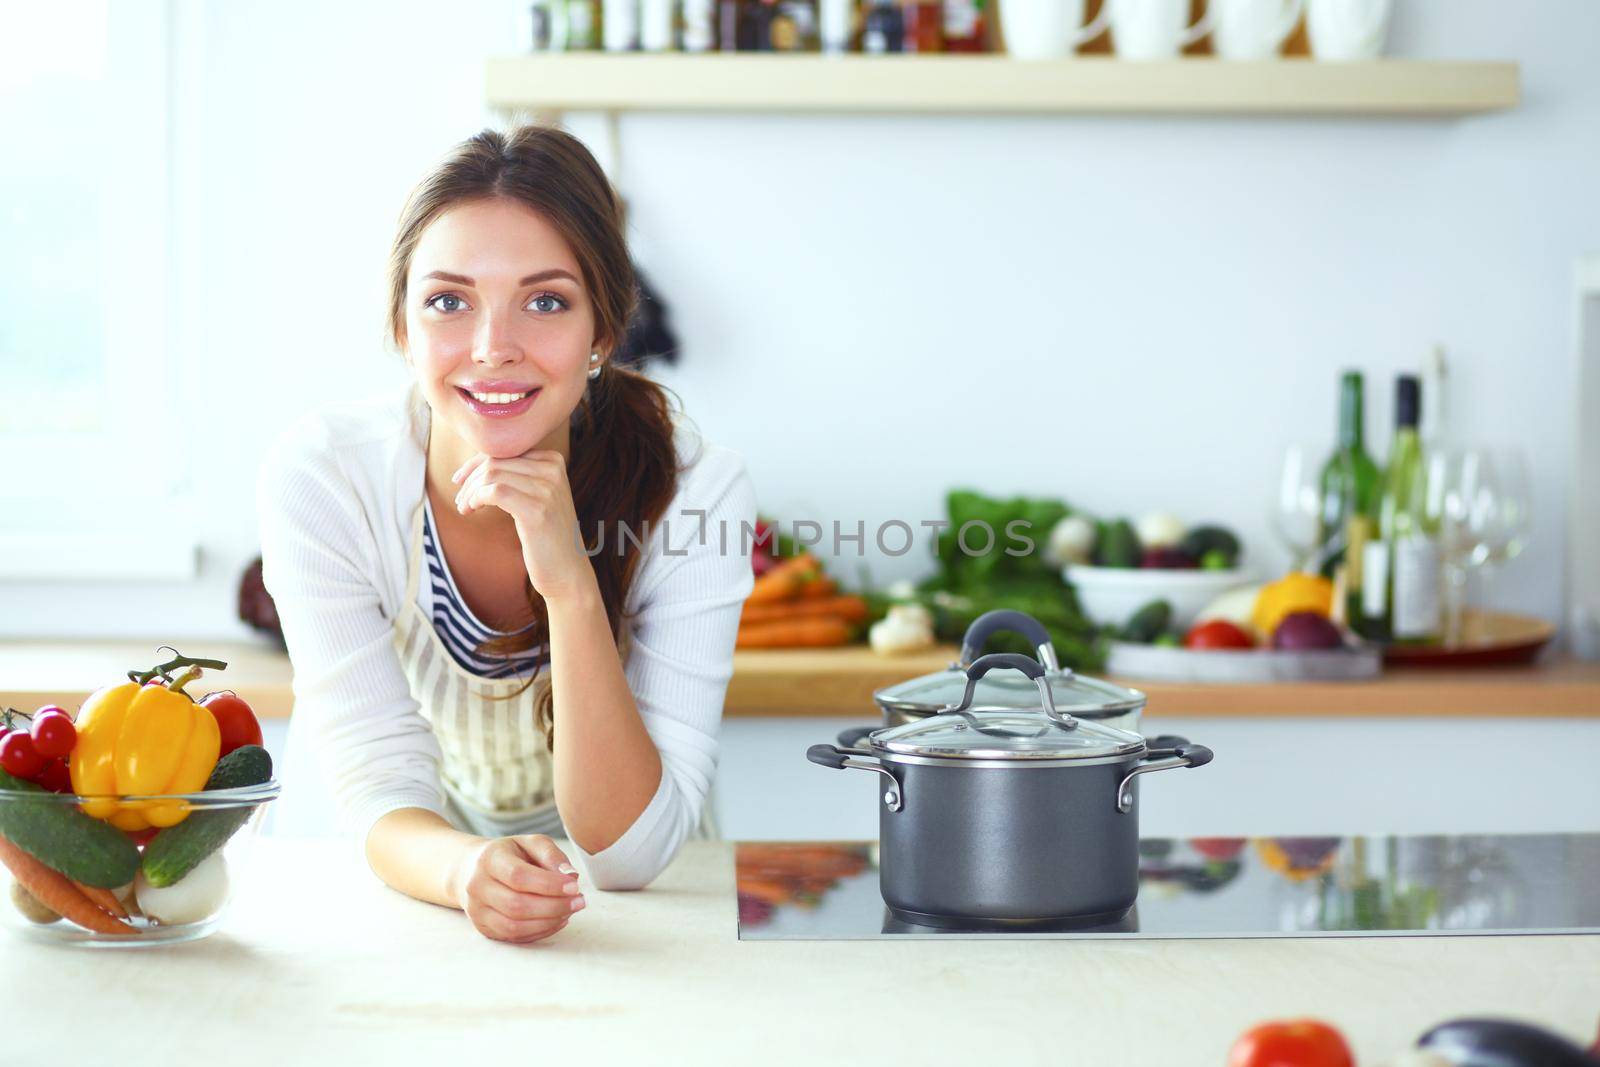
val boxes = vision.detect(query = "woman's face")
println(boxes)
[403,197,598,462]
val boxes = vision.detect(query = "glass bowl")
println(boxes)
[0,780,280,947]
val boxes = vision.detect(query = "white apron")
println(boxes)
[391,495,719,843]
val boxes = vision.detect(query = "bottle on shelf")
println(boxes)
[737,0,775,49]
[683,0,717,50]
[862,0,905,52]
[901,0,944,51]
[1361,374,1443,645]
[942,0,986,51]
[563,0,599,49]
[1317,370,1381,628]
[521,0,561,51]
[769,0,821,50]
[604,0,641,50]
[640,0,676,50]
[718,0,742,50]
[819,0,856,51]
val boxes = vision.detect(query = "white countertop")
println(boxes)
[7,838,1598,1065]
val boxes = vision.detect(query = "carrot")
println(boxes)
[0,834,136,935]
[72,880,129,920]
[746,553,819,605]
[799,575,837,599]
[736,615,852,649]
[740,595,870,627]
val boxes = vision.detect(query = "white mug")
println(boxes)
[1209,0,1304,59]
[1307,0,1392,60]
[1108,0,1211,60]
[1001,0,1111,61]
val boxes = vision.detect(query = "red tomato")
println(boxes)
[1228,1020,1354,1067]
[1191,837,1247,862]
[0,732,46,780]
[1184,619,1255,650]
[125,827,159,848]
[30,707,77,759]
[199,691,263,756]
[34,758,73,794]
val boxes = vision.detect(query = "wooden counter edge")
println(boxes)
[2,640,1598,720]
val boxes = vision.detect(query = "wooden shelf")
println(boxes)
[485,55,1519,117]
[4,639,1594,720]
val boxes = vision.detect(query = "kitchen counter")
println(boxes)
[4,639,1597,719]
[7,837,1595,1065]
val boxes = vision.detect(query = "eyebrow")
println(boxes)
[420,269,579,286]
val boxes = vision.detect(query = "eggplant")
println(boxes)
[1418,1017,1598,1067]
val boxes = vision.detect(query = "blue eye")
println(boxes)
[529,293,567,314]
[426,293,468,313]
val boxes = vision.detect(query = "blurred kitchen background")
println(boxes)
[3,0,1597,642]
[3,0,1599,841]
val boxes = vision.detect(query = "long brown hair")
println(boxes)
[387,126,680,749]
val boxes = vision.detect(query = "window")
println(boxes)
[0,1,191,580]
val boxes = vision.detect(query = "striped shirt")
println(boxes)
[420,494,548,679]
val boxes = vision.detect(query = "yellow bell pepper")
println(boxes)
[1251,572,1335,639]
[70,674,221,831]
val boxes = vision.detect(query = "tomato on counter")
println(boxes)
[1184,619,1255,650]
[1228,1019,1354,1067]
[200,691,263,757]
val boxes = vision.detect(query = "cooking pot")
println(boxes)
[870,609,1147,733]
[808,651,1213,929]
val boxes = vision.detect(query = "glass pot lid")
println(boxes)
[872,609,1145,718]
[871,707,1147,762]
[874,665,1145,718]
[871,650,1147,761]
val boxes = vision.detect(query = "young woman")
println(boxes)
[257,127,755,944]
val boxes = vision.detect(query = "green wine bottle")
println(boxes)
[1361,375,1442,644]
[1317,371,1381,627]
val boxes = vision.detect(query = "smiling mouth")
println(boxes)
[455,386,541,417]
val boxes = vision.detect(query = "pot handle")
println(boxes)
[959,610,1064,674]
[948,653,1078,730]
[806,744,903,812]
[836,726,876,753]
[1115,744,1214,814]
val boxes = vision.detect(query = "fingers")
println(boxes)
[476,877,582,922]
[483,831,579,895]
[467,898,573,945]
[514,833,576,876]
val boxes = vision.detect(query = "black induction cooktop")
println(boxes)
[734,833,1600,940]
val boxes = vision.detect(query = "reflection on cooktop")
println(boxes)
[735,834,1600,940]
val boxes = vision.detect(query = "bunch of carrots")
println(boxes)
[0,834,134,935]
[736,553,870,649]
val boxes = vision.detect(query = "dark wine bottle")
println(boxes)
[1317,370,1380,628]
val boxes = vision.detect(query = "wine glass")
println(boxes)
[1272,443,1331,572]
[1425,450,1474,646]
[1461,447,1532,623]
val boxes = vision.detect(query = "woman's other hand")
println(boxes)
[450,833,585,944]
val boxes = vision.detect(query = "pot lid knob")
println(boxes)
[942,653,1079,731]
[958,610,1067,677]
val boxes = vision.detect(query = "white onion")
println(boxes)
[135,851,229,926]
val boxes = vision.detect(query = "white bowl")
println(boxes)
[1063,564,1254,632]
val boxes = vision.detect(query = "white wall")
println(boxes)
[5,0,1597,638]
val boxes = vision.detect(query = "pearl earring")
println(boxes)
[588,353,603,380]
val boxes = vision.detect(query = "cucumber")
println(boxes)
[1122,599,1173,644]
[140,745,273,889]
[0,768,141,888]
[1094,519,1142,569]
